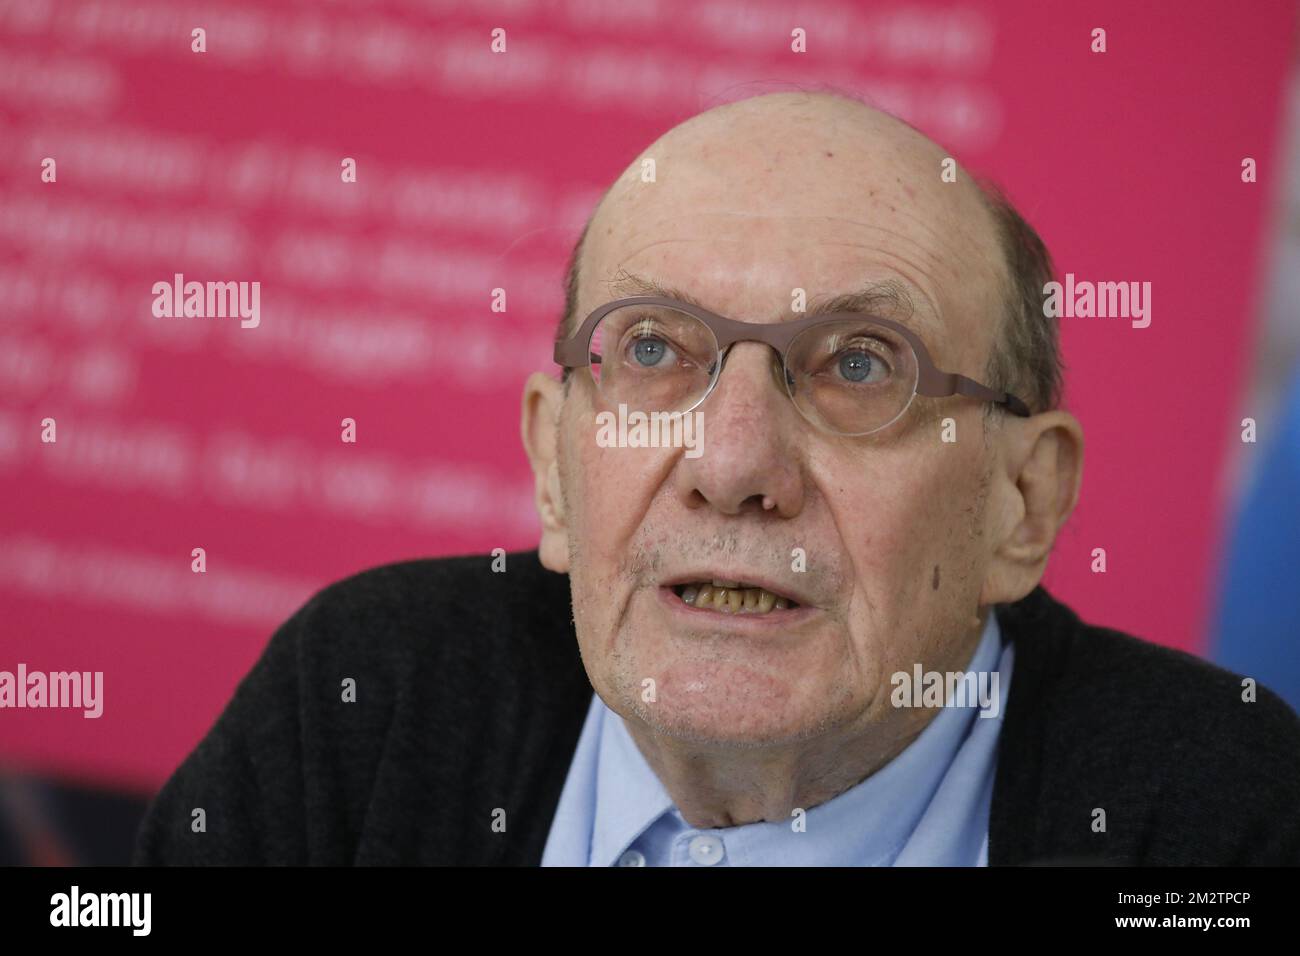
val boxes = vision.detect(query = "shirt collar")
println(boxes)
[589,691,676,866]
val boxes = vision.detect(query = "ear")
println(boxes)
[521,371,570,573]
[979,409,1084,605]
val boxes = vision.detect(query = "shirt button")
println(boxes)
[687,834,725,866]
[617,850,646,867]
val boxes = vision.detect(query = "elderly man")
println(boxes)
[134,92,1300,867]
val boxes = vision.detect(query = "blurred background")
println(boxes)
[1,0,1297,865]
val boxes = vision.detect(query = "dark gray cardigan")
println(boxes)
[132,551,1300,865]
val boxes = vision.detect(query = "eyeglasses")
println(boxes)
[554,296,1031,436]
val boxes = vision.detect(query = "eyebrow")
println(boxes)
[602,271,933,336]
[603,271,709,309]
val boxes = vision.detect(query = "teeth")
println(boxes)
[674,581,796,614]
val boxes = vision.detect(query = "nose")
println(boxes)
[674,342,806,517]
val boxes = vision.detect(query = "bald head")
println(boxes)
[560,90,1058,413]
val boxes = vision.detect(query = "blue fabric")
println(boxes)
[542,609,1014,866]
[1212,364,1300,713]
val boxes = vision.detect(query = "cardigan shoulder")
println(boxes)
[134,550,591,865]
[991,586,1300,865]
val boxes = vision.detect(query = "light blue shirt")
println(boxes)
[542,609,1015,866]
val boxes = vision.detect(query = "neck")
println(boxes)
[622,713,924,828]
[622,606,991,829]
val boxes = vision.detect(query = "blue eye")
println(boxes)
[838,350,873,382]
[633,337,671,367]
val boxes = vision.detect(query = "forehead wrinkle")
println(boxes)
[593,218,989,350]
[602,236,744,279]
[616,173,994,236]
[604,207,982,253]
[870,202,1004,283]
[598,266,952,355]
[800,242,951,340]
[823,218,968,287]
[598,246,952,336]
[600,209,978,295]
[603,269,710,310]
[813,236,945,298]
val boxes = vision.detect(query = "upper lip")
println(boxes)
[659,570,814,607]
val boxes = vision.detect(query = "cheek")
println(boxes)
[828,437,988,648]
[560,419,675,657]
[564,421,665,567]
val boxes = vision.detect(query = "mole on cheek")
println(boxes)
[932,564,940,590]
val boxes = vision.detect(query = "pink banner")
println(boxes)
[1,0,1294,790]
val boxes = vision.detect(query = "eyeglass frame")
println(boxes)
[553,295,1032,433]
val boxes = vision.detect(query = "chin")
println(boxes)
[617,660,838,747]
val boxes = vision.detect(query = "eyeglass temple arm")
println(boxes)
[552,339,601,367]
[948,374,1032,417]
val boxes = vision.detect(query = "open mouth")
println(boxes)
[670,579,801,615]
